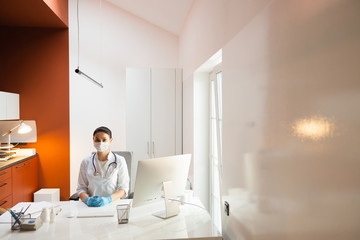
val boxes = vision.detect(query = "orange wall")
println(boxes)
[43,0,68,26]
[0,27,70,200]
[0,0,67,28]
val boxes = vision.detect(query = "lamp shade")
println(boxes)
[18,122,32,134]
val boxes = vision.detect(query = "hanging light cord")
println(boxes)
[75,0,103,88]
[77,0,80,69]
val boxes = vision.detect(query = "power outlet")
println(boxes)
[224,201,230,216]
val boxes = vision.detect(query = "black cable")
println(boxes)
[165,197,206,210]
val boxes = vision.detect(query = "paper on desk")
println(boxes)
[76,199,132,218]
[77,202,115,218]
[0,201,59,224]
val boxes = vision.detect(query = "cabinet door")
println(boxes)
[0,167,12,208]
[23,157,38,202]
[5,92,20,120]
[126,68,151,191]
[12,161,26,205]
[151,68,176,158]
[0,194,12,209]
[0,92,6,120]
[0,91,19,120]
[126,68,183,191]
[0,178,12,201]
[12,156,38,204]
[0,167,12,182]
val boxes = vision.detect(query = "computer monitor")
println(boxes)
[132,154,191,219]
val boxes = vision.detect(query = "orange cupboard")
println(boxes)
[0,155,39,208]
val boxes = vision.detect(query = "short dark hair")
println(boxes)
[93,126,112,138]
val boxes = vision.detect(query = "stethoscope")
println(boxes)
[92,152,118,177]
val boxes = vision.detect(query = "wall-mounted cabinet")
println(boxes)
[0,91,19,120]
[126,68,182,191]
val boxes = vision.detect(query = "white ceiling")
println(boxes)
[106,0,194,36]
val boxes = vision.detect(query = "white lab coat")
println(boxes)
[76,151,130,198]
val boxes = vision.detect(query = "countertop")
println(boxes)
[0,154,38,171]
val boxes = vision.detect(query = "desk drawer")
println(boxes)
[0,194,12,209]
[0,168,11,182]
[0,178,12,200]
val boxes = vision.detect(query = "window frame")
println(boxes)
[209,64,223,233]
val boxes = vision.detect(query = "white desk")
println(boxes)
[0,197,221,240]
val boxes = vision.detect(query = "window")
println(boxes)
[210,69,222,232]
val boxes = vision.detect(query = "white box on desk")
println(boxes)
[34,188,60,202]
[16,148,36,156]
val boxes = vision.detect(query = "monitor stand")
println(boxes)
[152,181,180,219]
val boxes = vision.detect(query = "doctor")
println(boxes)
[77,126,129,207]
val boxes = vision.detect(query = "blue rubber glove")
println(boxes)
[84,196,101,207]
[84,197,91,206]
[90,196,112,207]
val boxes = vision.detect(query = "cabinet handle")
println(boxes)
[0,201,7,207]
[0,171,7,176]
[152,141,155,158]
[16,164,25,168]
[24,161,32,165]
[0,182,7,188]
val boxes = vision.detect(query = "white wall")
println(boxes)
[179,0,269,80]
[180,0,360,239]
[69,0,179,193]
[180,0,270,212]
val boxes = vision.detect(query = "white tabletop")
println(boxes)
[0,197,221,240]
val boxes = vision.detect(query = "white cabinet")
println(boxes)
[0,91,19,120]
[126,68,182,191]
[0,93,5,120]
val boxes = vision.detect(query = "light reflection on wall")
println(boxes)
[292,116,335,141]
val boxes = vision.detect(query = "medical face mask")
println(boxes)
[94,141,110,152]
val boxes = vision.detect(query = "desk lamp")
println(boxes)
[1,120,32,149]
[0,120,36,160]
